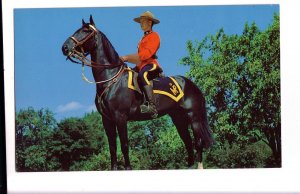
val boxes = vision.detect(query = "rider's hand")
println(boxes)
[120,56,128,62]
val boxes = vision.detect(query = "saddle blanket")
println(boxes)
[127,70,184,102]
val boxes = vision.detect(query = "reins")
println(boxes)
[81,64,125,84]
[69,48,122,69]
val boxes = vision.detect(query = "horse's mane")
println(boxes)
[98,30,120,65]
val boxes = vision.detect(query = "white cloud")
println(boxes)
[56,101,84,113]
[55,102,97,115]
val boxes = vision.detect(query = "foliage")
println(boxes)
[124,117,187,170]
[15,14,280,171]
[15,110,196,171]
[150,126,186,169]
[50,118,93,170]
[16,105,274,170]
[180,14,280,166]
[205,140,272,168]
[16,107,58,171]
[16,108,105,171]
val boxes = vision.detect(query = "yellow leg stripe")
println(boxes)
[143,64,157,85]
[149,63,157,71]
[128,70,135,90]
[144,71,150,85]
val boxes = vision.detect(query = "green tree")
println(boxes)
[150,126,186,169]
[16,107,58,171]
[82,111,106,151]
[76,115,190,170]
[50,117,100,170]
[16,108,206,170]
[127,116,188,169]
[180,14,280,167]
[68,112,109,171]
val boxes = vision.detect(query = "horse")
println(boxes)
[62,15,214,170]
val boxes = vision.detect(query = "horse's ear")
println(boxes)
[90,15,95,26]
[82,19,86,26]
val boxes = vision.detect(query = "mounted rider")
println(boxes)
[120,11,162,118]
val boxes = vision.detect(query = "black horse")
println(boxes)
[62,16,214,170]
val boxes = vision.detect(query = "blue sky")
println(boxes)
[14,5,279,120]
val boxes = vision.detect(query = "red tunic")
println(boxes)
[137,31,160,71]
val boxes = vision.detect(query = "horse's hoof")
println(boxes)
[125,166,132,170]
[188,165,194,169]
[111,165,118,171]
[197,162,204,169]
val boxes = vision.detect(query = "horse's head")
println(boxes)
[62,15,98,62]
[62,15,120,68]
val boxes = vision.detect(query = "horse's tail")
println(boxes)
[179,76,215,149]
[198,98,215,149]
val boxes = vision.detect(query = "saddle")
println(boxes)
[126,69,184,102]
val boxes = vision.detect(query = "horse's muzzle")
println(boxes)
[62,44,70,56]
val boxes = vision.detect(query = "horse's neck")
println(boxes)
[90,33,121,84]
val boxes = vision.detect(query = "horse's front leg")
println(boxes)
[102,116,118,170]
[115,113,132,170]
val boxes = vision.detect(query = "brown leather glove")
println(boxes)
[120,56,128,62]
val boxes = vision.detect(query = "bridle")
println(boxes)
[68,24,117,68]
[67,24,125,84]
[67,24,96,67]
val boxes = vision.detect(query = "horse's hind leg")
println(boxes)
[169,111,195,168]
[187,111,204,169]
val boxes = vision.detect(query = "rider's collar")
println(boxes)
[144,30,153,35]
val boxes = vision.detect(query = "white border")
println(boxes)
[4,0,300,193]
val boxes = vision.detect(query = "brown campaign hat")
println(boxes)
[134,11,160,24]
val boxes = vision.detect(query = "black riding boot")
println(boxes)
[140,85,158,118]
